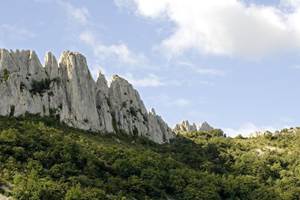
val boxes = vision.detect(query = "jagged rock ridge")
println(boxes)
[199,121,214,131]
[174,120,214,133]
[0,49,174,144]
[174,120,197,132]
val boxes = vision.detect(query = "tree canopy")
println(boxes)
[0,115,299,199]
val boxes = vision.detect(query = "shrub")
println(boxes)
[9,105,15,117]
[20,82,26,92]
[129,107,137,118]
[30,79,51,95]
[3,69,9,81]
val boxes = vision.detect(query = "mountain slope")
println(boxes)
[0,115,219,199]
[1,116,300,199]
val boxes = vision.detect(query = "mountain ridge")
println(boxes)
[0,49,174,143]
[174,120,214,133]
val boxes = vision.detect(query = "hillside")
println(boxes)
[1,116,300,199]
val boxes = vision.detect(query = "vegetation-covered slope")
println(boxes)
[0,116,300,199]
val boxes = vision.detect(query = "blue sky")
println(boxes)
[1,0,300,136]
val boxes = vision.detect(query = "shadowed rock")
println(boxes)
[199,121,214,131]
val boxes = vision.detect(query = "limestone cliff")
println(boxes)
[174,120,197,132]
[199,121,214,131]
[0,49,174,144]
[174,120,214,133]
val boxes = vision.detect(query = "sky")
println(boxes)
[1,0,300,136]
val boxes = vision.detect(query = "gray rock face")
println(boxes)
[174,120,214,133]
[0,49,174,143]
[96,72,114,133]
[59,51,101,131]
[109,75,148,136]
[0,50,48,117]
[108,75,174,143]
[174,120,197,132]
[199,121,214,131]
[148,109,174,143]
[45,52,59,79]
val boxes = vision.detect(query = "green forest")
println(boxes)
[1,116,300,199]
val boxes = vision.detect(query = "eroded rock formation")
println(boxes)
[174,120,214,133]
[0,49,174,143]
[199,121,214,131]
[174,120,197,132]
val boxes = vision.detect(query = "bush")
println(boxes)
[0,115,300,199]
[3,69,10,81]
[129,107,137,117]
[30,79,51,95]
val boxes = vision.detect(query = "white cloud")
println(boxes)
[178,61,225,76]
[80,31,146,65]
[56,1,145,66]
[57,0,90,26]
[90,65,107,80]
[122,73,165,87]
[281,0,300,8]
[0,24,36,40]
[121,72,208,88]
[224,122,278,137]
[117,0,300,58]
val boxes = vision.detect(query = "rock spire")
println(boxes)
[174,120,214,133]
[0,49,174,144]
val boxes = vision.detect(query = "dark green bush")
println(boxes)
[3,69,10,81]
[30,79,51,95]
[0,115,300,199]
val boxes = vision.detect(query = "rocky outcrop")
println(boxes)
[174,120,197,132]
[59,51,101,131]
[0,49,49,117]
[96,72,114,133]
[199,121,214,131]
[148,109,174,143]
[109,75,149,136]
[0,49,174,144]
[0,194,11,200]
[174,120,214,133]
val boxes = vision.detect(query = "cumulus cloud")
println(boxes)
[56,0,146,66]
[0,24,36,40]
[121,72,210,88]
[0,24,36,47]
[121,72,194,88]
[178,61,225,76]
[122,73,165,87]
[80,31,146,65]
[224,122,278,137]
[281,0,300,8]
[89,65,108,80]
[116,0,300,58]
[57,0,90,26]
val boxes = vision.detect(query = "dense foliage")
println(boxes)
[2,69,10,81]
[0,116,300,199]
[30,79,51,95]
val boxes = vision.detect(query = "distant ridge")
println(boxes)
[174,120,214,133]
